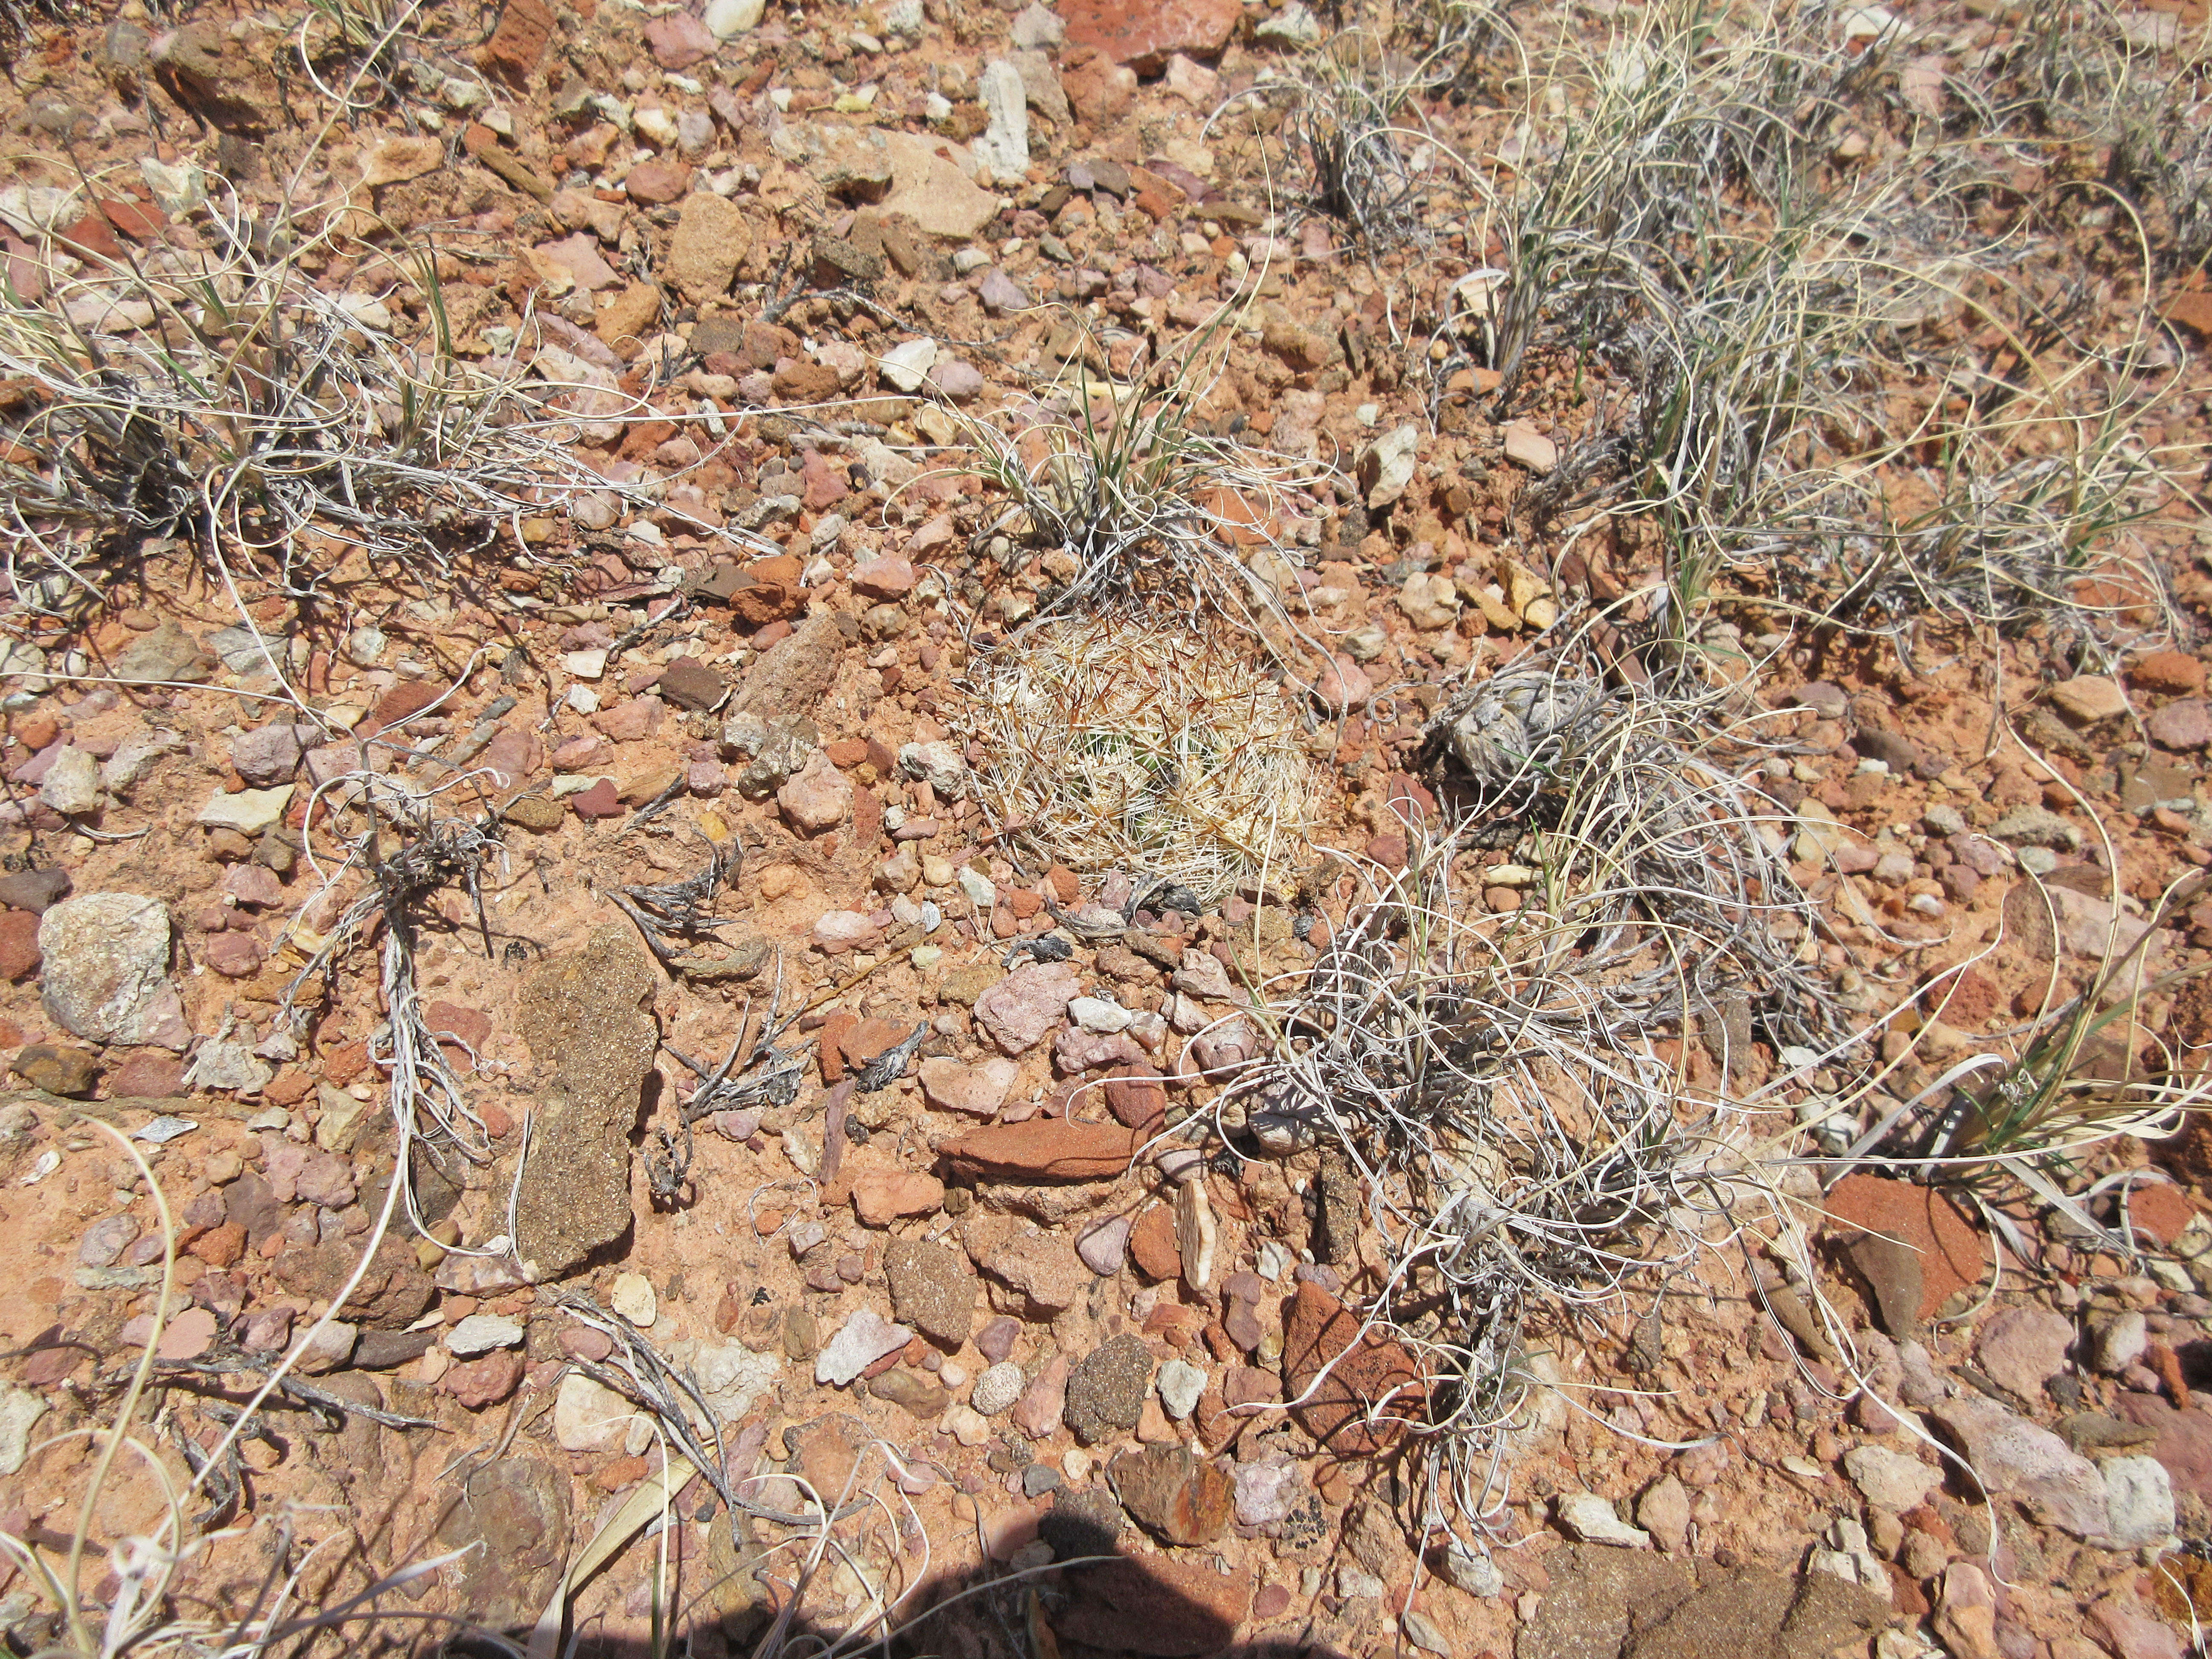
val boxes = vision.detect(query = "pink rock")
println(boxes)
[202,929,265,978]
[440,1348,526,1409]
[687,760,726,796]
[643,11,715,67]
[2149,699,2212,751]
[851,556,917,598]
[1974,1305,2074,1400]
[552,735,605,772]
[779,749,853,833]
[480,725,543,786]
[974,960,1082,1055]
[221,863,284,908]
[800,449,848,512]
[2093,1598,2186,1659]
[813,910,883,952]
[919,1055,1020,1114]
[1314,653,1372,713]
[538,233,617,292]
[1053,1027,1147,1072]
[1012,1354,1069,1439]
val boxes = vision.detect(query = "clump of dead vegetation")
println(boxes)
[961,613,1322,906]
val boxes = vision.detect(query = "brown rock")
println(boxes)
[941,1119,1135,1182]
[1108,1443,1234,1545]
[885,1237,975,1347]
[1281,1281,1423,1454]
[667,192,753,303]
[1128,1204,1181,1280]
[625,159,693,204]
[510,928,656,1280]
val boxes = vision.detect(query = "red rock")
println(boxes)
[800,447,848,510]
[2150,699,2212,751]
[625,160,694,204]
[832,1016,910,1077]
[591,695,664,742]
[1129,1203,1181,1279]
[483,0,555,79]
[2129,1184,2197,1246]
[1062,0,1239,71]
[108,1052,188,1096]
[364,679,441,735]
[940,1118,1135,1181]
[440,1348,525,1409]
[425,1001,493,1059]
[1281,1281,1423,1454]
[1365,832,1408,870]
[1056,1556,1250,1656]
[1823,1173,1983,1327]
[851,556,916,598]
[570,778,622,818]
[2163,290,2212,339]
[1252,1584,1291,1619]
[190,1222,247,1268]
[2133,652,2207,696]
[481,726,543,786]
[2114,1395,2212,1499]
[773,361,842,403]
[1930,966,2000,1028]
[0,911,40,981]
[729,555,805,626]
[1104,1064,1167,1131]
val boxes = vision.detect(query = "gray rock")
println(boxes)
[39,893,188,1049]
[38,748,101,815]
[0,1382,49,1475]
[1010,50,1070,125]
[1062,1332,1152,1443]
[1843,1445,1939,1512]
[2101,1454,2174,1547]
[1010,1,1063,47]
[1037,1483,1124,1559]
[510,926,658,1280]
[885,1237,975,1347]
[1441,1544,1502,1597]
[230,722,308,786]
[1555,1492,1651,1548]
[972,1360,1025,1415]
[2090,1309,2148,1375]
[1157,1358,1205,1420]
[1991,805,2081,852]
[196,785,293,835]
[112,621,212,685]
[815,1308,911,1386]
[445,1313,526,1356]
[1077,1214,1130,1274]
[973,61,1030,183]
[1022,1462,1062,1498]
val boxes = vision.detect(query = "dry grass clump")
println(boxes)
[1219,655,1838,1511]
[961,614,1321,905]
[0,180,645,617]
